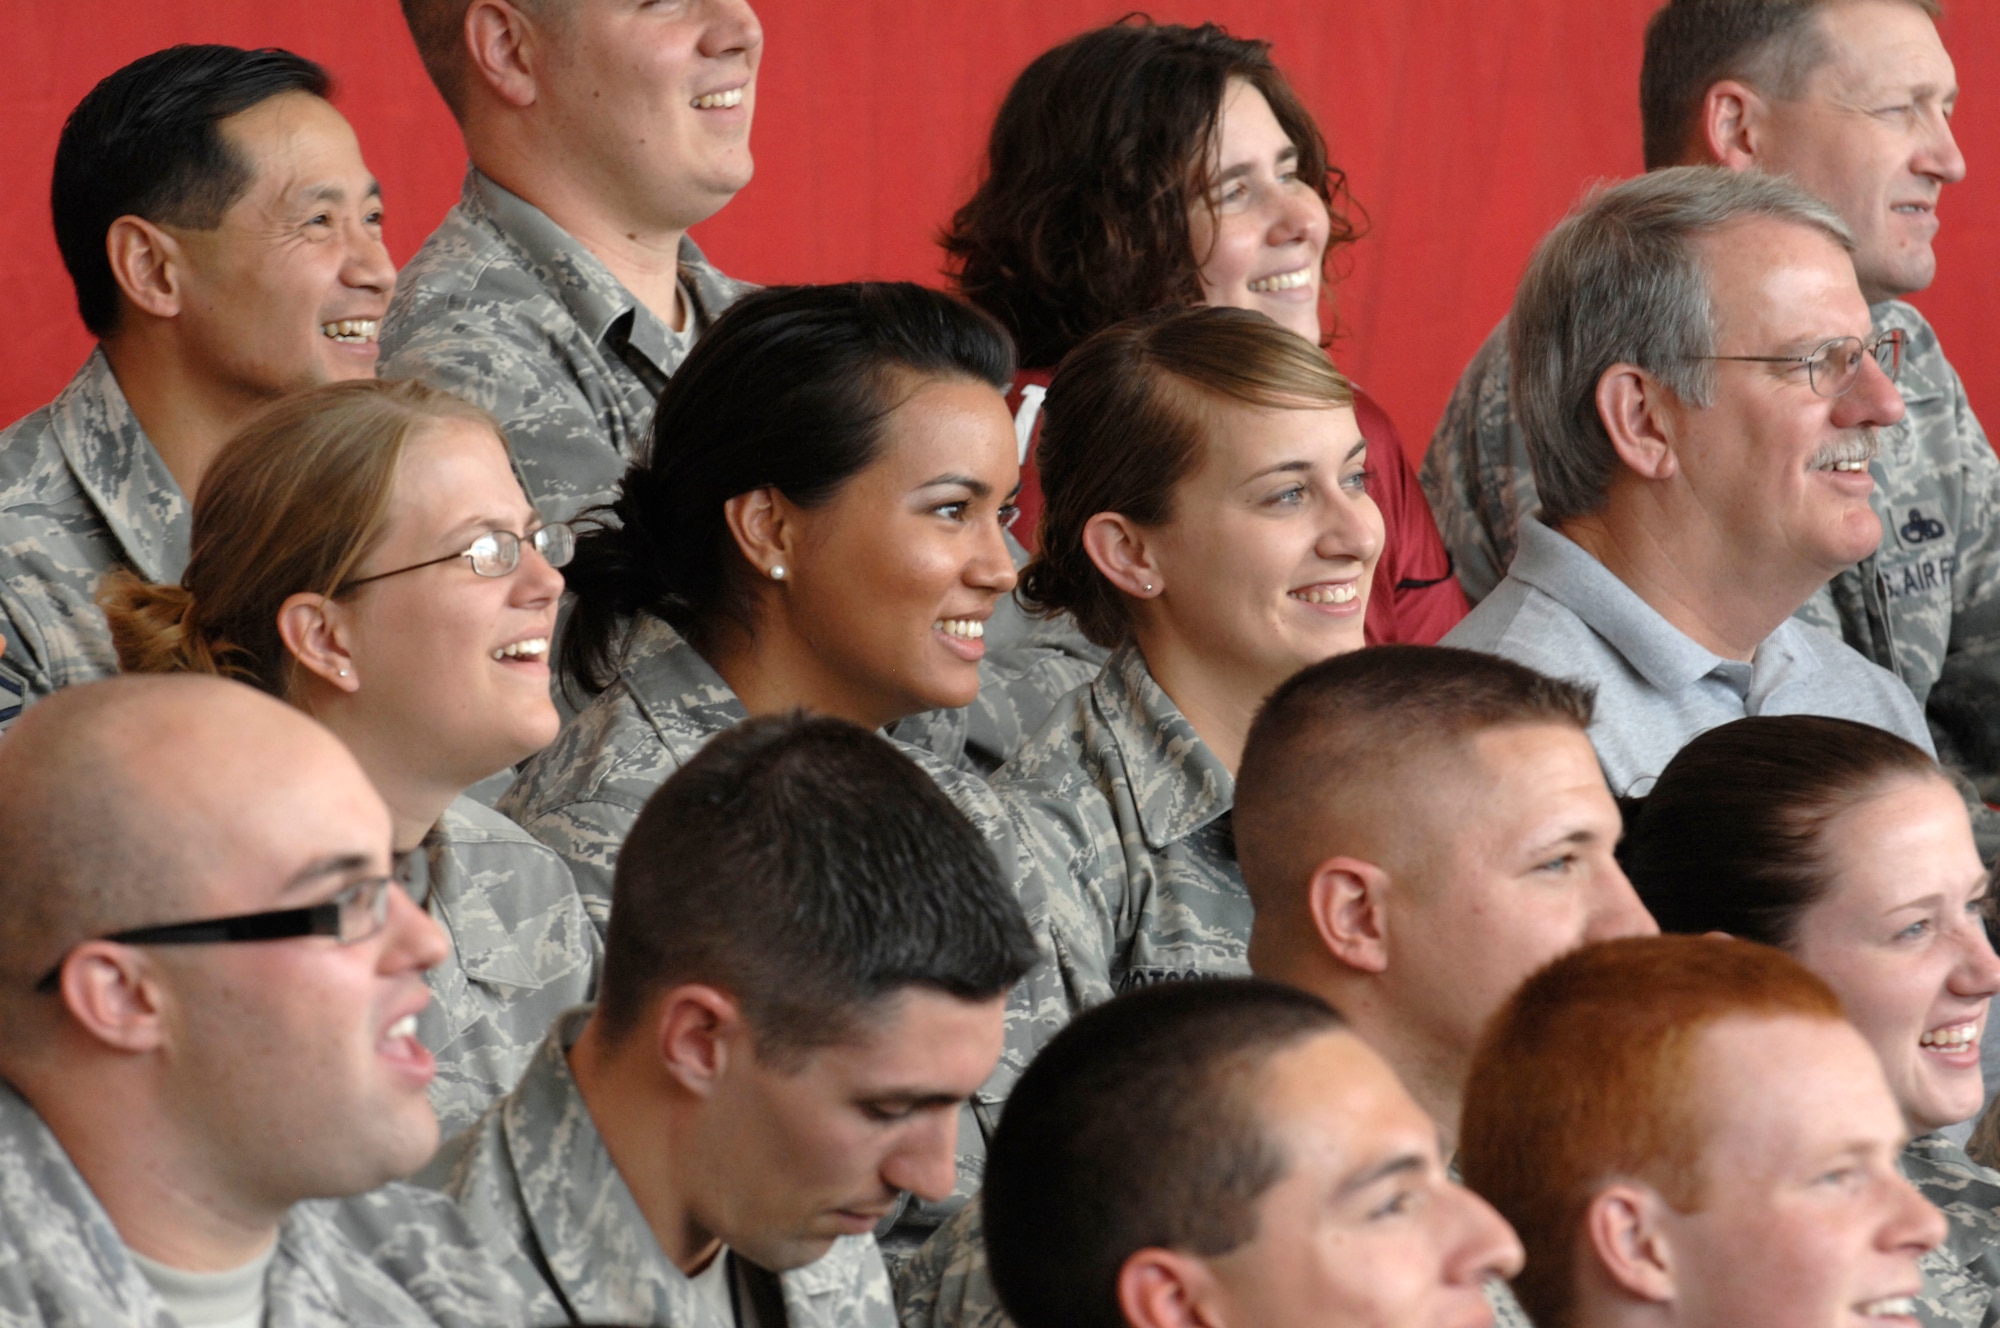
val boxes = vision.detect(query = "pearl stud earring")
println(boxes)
[338,669,349,678]
[770,565,787,581]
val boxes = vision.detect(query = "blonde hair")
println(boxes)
[100,378,505,702]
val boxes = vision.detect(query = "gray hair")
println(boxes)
[1509,165,1852,525]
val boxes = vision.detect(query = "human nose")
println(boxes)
[382,879,450,975]
[1832,347,1905,432]
[1273,183,1330,254]
[1881,1173,1947,1259]
[1587,860,1658,941]
[343,216,397,303]
[968,510,1021,598]
[1317,487,1384,571]
[1948,907,2000,1000]
[879,1109,962,1204]
[701,0,763,60]
[1443,1184,1526,1286]
[1917,107,1967,186]
[513,536,566,605]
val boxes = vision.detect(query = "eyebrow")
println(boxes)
[278,853,374,899]
[1215,143,1301,184]
[918,473,993,498]
[1335,1151,1428,1200]
[1243,439,1369,485]
[296,177,383,207]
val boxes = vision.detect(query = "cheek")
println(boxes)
[1198,220,1261,297]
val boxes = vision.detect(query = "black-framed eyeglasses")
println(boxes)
[33,870,400,994]
[338,523,576,593]
[1690,328,1905,399]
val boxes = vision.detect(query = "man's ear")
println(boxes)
[1118,1247,1229,1328]
[1081,512,1163,600]
[464,0,542,108]
[1584,1182,1678,1305]
[654,984,747,1097]
[104,216,185,323]
[277,592,360,694]
[1700,78,1769,171]
[1306,855,1393,975]
[57,943,169,1055]
[1597,366,1681,483]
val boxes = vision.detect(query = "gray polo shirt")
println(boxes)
[1443,518,1934,795]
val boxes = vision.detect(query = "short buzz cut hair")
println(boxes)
[984,979,1347,1328]
[1510,166,1851,525]
[1640,0,1944,171]
[52,45,331,339]
[594,713,1041,1061]
[1234,645,1595,924]
[1460,936,1845,1328]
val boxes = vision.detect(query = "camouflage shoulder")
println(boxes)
[320,1182,534,1328]
[894,1203,1017,1328]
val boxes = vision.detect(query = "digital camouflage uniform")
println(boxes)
[423,1009,898,1327]
[412,794,603,1137]
[379,168,754,524]
[1902,1133,2000,1327]
[496,612,1088,1256]
[0,351,188,731]
[1419,304,2000,791]
[891,1195,1534,1328]
[0,1080,524,1328]
[996,644,1249,996]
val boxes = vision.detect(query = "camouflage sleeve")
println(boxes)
[326,1185,536,1328]
[379,299,628,523]
[508,797,638,937]
[0,574,59,731]
[1419,321,1540,604]
[894,1203,1017,1328]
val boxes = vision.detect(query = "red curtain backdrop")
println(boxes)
[3,1,1995,450]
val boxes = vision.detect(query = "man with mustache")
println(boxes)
[1444,167,1932,793]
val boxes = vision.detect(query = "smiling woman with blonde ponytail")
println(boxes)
[98,377,598,1135]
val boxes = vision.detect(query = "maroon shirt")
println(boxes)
[1007,367,1467,646]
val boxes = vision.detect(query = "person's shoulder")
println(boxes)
[784,1235,898,1328]
[894,1203,1015,1328]
[389,198,541,309]
[436,793,571,858]
[308,1182,534,1328]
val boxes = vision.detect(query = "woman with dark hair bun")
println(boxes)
[1622,713,2000,1318]
[501,281,1078,929]
[98,377,597,1135]
[944,17,1465,644]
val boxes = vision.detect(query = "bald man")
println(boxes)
[0,675,523,1326]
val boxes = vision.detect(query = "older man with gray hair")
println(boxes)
[1444,167,1930,795]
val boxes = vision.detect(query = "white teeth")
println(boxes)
[1290,585,1358,606]
[320,319,379,343]
[692,87,745,109]
[1811,434,1879,473]
[1920,1024,1978,1050]
[491,637,549,661]
[1247,268,1314,293]
[932,619,985,640]
[386,1014,418,1042]
[1859,1296,1918,1317]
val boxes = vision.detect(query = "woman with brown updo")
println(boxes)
[99,377,597,1135]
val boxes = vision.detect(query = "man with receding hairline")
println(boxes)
[0,675,523,1326]
[383,0,759,522]
[1422,0,2000,796]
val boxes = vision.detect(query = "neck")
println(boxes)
[29,1061,284,1272]
[1130,632,1270,776]
[100,335,277,500]
[567,1017,718,1272]
[1558,504,1820,663]
[472,149,688,331]
[703,614,902,734]
[309,700,465,854]
[1274,957,1468,1149]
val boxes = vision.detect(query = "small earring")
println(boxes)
[337,669,349,678]
[1143,582,1154,594]
[770,565,786,581]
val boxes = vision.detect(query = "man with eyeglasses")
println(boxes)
[1443,167,1935,794]
[0,674,526,1326]
[1422,0,2000,800]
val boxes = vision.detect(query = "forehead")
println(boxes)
[1185,397,1360,482]
[1698,216,1870,343]
[1215,78,1292,155]
[853,374,1017,483]
[1688,1014,1903,1168]
[1806,0,1955,96]
[795,987,1007,1088]
[1256,1029,1433,1161]
[214,90,370,209]
[1438,722,1611,842]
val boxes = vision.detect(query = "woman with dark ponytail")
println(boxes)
[1622,713,2000,1314]
[501,281,1084,928]
[98,377,596,1135]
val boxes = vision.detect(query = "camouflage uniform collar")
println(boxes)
[1872,300,1946,409]
[1096,645,1236,851]
[616,612,752,736]
[465,168,738,375]
[500,1008,684,1319]
[48,349,190,583]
